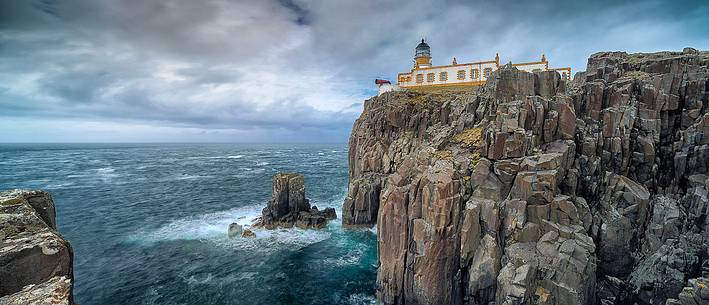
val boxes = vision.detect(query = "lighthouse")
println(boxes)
[397,39,571,89]
[414,39,432,68]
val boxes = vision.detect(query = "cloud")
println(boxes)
[0,0,708,142]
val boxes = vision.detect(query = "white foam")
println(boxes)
[184,273,214,285]
[256,161,269,166]
[96,167,119,182]
[175,174,214,180]
[142,286,161,305]
[128,204,334,253]
[129,205,263,243]
[323,246,364,267]
[345,293,377,305]
[227,155,244,159]
[45,182,75,189]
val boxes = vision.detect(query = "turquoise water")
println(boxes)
[0,144,377,305]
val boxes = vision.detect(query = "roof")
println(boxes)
[415,39,430,50]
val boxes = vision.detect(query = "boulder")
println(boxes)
[227,223,243,238]
[323,207,337,220]
[241,229,256,238]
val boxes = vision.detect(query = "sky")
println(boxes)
[1,0,708,143]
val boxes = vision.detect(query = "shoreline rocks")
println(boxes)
[255,172,337,230]
[241,229,256,238]
[0,189,74,305]
[227,223,243,238]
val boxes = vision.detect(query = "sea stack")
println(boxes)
[257,172,336,229]
[0,190,75,305]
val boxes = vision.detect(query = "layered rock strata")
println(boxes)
[343,49,709,305]
[257,172,336,229]
[0,190,74,305]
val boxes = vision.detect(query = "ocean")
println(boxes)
[0,143,377,305]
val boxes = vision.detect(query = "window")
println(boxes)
[457,70,466,80]
[484,68,492,78]
[562,72,568,79]
[471,69,479,79]
[439,71,448,81]
[532,69,541,72]
[427,73,435,82]
[416,74,424,83]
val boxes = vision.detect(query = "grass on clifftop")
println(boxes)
[407,85,479,94]
[396,88,476,106]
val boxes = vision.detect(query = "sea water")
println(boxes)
[0,143,377,305]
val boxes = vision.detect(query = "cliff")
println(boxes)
[0,190,74,305]
[343,48,709,305]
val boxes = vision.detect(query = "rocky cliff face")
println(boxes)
[343,48,709,305]
[0,190,74,305]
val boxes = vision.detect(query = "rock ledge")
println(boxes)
[0,189,74,305]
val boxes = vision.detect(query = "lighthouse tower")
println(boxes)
[414,39,432,68]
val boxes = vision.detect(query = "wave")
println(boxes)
[322,246,365,267]
[127,204,334,252]
[45,182,76,189]
[239,167,266,173]
[96,167,119,182]
[142,286,161,305]
[185,155,245,160]
[175,174,214,180]
[345,293,377,305]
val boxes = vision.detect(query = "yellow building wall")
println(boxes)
[398,61,497,88]
[398,56,571,87]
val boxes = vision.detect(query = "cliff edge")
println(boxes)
[0,190,74,305]
[343,48,709,305]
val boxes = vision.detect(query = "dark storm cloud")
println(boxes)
[277,0,311,25]
[0,0,708,142]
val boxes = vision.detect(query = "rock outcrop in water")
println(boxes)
[257,172,336,229]
[0,190,74,305]
[343,49,709,305]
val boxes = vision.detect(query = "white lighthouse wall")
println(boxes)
[514,62,547,73]
[398,61,498,87]
[396,55,570,88]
